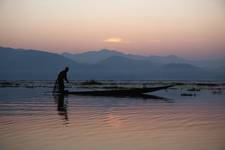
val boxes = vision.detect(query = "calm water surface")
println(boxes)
[0,82,225,150]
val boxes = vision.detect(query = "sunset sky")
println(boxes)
[0,0,225,58]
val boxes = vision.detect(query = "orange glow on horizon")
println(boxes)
[104,38,124,43]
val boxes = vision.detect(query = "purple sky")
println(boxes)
[0,0,225,58]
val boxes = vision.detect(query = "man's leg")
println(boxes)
[58,80,64,93]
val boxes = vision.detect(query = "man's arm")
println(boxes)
[65,73,69,83]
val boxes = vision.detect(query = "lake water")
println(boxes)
[0,81,225,150]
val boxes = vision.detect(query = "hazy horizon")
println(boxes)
[2,45,225,60]
[0,0,225,58]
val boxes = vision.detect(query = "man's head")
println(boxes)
[65,67,69,72]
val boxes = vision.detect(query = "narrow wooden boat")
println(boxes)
[65,84,174,97]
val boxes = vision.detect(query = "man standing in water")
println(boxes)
[55,67,69,93]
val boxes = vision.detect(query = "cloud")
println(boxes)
[103,38,124,43]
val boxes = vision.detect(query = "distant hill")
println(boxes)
[86,56,159,79]
[0,47,85,80]
[156,63,207,80]
[1,46,225,80]
[63,49,151,64]
[193,58,225,69]
[147,55,190,64]
[95,56,159,70]
[62,49,125,64]
[90,58,207,80]
[162,63,200,70]
[62,49,190,65]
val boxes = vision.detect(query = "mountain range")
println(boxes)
[1,46,225,80]
[62,49,190,65]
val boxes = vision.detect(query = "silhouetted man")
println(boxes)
[56,67,69,93]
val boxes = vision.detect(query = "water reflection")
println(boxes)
[52,93,172,124]
[54,94,69,122]
[0,86,225,150]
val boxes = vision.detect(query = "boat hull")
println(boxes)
[65,85,174,97]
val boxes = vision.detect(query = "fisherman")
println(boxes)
[54,67,69,93]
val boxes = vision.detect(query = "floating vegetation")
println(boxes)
[81,80,103,85]
[195,83,219,87]
[212,90,223,95]
[174,82,186,86]
[187,88,200,92]
[0,80,54,88]
[181,93,196,97]
[0,81,20,87]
